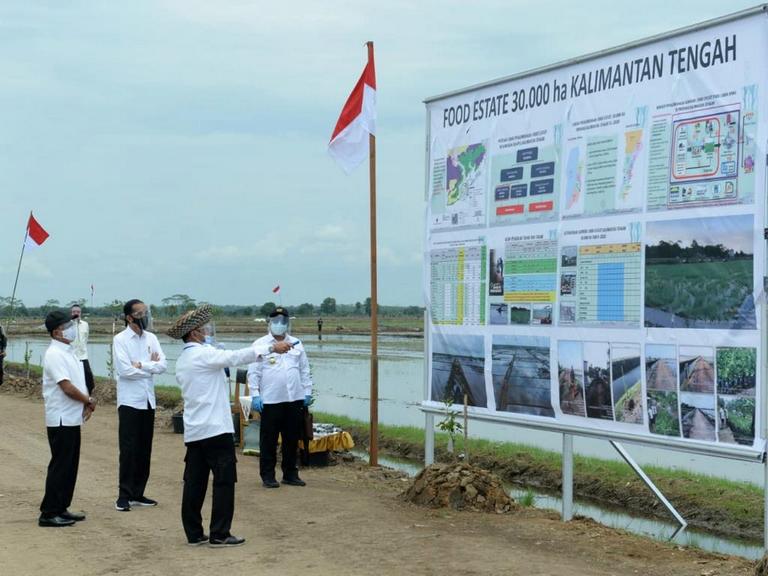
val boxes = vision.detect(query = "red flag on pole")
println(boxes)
[25,213,50,251]
[328,48,376,173]
[272,285,280,294]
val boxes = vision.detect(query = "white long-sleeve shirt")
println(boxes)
[113,327,167,410]
[247,334,312,404]
[42,340,88,427]
[175,342,270,443]
[71,318,89,361]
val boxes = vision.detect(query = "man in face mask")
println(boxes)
[39,310,95,527]
[112,298,167,512]
[247,307,313,488]
[70,304,94,394]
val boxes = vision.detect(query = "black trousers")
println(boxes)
[259,400,303,482]
[0,354,4,386]
[181,433,237,542]
[40,425,81,518]
[81,359,94,394]
[118,404,155,500]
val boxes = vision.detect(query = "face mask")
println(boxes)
[133,316,148,331]
[71,313,80,320]
[204,335,214,345]
[270,321,288,336]
[61,325,77,342]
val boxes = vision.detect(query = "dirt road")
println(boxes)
[0,391,756,576]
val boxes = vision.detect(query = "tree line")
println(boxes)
[0,294,424,319]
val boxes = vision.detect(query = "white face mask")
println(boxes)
[270,320,288,336]
[61,325,77,342]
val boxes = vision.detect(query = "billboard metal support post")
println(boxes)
[425,414,435,466]
[610,441,687,538]
[562,434,574,522]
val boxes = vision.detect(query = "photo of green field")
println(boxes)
[644,215,755,329]
[647,390,680,437]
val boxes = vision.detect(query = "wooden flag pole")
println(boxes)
[367,40,379,467]
[6,211,31,331]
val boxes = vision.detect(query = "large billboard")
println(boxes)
[424,10,766,457]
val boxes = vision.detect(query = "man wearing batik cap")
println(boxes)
[39,310,95,527]
[170,304,292,547]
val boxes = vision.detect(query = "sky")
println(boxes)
[0,0,760,308]
[645,214,754,253]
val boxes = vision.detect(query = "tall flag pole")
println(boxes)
[6,212,50,330]
[328,41,378,465]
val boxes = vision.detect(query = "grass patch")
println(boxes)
[519,489,536,507]
[155,385,182,409]
[313,409,764,539]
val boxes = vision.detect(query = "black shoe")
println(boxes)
[187,534,209,546]
[39,515,75,527]
[209,535,245,547]
[281,476,306,487]
[129,496,158,507]
[115,498,131,511]
[262,479,280,488]
[60,510,86,522]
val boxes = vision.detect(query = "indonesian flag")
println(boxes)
[25,213,49,251]
[272,285,280,294]
[328,45,376,173]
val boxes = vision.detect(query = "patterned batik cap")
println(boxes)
[167,304,213,339]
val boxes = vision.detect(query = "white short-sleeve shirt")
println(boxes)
[42,339,88,427]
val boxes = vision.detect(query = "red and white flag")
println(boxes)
[272,285,280,294]
[328,46,376,173]
[24,213,50,251]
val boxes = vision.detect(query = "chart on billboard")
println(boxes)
[424,10,767,456]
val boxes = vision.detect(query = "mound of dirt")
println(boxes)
[755,555,768,576]
[403,462,514,513]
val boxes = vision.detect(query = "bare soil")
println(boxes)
[0,388,757,575]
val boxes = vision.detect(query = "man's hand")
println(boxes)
[303,395,313,408]
[83,398,96,421]
[150,351,160,362]
[251,396,264,413]
[0,351,5,358]
[132,361,142,369]
[272,341,293,354]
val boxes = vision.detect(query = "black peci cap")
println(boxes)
[269,307,289,318]
[45,310,71,332]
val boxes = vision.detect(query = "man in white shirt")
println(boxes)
[39,310,96,527]
[113,298,167,512]
[247,307,313,488]
[70,304,94,394]
[170,304,291,547]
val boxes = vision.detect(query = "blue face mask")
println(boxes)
[204,335,214,345]
[270,320,288,336]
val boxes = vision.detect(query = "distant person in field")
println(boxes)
[0,323,6,386]
[317,317,323,341]
[113,299,166,512]
[169,304,291,547]
[248,307,313,488]
[70,305,94,394]
[38,310,95,527]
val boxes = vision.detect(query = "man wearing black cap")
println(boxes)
[39,310,95,527]
[247,307,313,488]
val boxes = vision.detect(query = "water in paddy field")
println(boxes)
[5,334,766,485]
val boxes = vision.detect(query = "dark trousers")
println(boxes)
[118,404,155,500]
[40,426,81,518]
[0,355,4,386]
[81,359,94,394]
[181,433,237,542]
[259,400,303,481]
